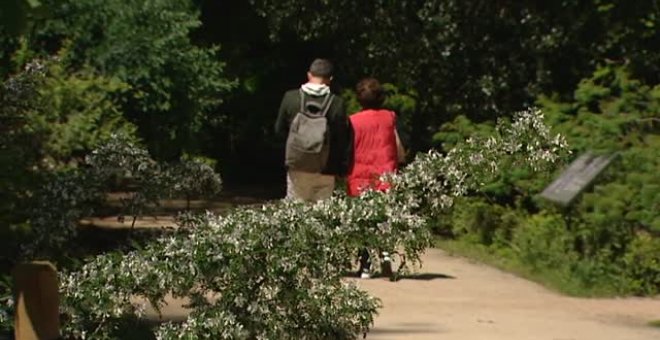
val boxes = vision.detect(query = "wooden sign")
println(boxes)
[540,152,616,207]
[13,262,60,340]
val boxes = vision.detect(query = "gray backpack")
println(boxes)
[285,90,335,172]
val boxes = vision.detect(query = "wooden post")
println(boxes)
[13,261,60,340]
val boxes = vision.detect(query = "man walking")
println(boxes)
[275,59,352,202]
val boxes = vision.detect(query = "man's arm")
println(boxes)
[275,92,290,137]
[333,99,353,176]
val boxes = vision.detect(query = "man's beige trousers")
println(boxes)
[286,171,335,202]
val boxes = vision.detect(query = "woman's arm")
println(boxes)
[395,129,406,163]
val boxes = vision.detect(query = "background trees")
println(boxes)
[4,0,659,182]
[1,0,234,261]
[5,0,234,160]
[247,0,659,142]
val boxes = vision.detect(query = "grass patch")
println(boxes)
[434,238,621,297]
[648,320,660,328]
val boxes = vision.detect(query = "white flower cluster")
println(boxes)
[60,108,567,338]
[2,59,48,98]
[0,297,12,329]
[498,108,570,169]
[389,108,569,217]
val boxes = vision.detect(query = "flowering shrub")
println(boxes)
[86,133,173,228]
[20,133,223,261]
[167,156,222,209]
[0,284,11,334]
[88,134,223,215]
[61,204,382,339]
[59,108,566,338]
[22,169,106,259]
[390,108,569,215]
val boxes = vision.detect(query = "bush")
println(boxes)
[622,234,660,296]
[435,64,660,296]
[0,133,225,336]
[60,204,383,339]
[167,156,223,209]
[543,65,659,294]
[451,197,521,246]
[34,134,224,257]
[511,213,577,271]
[0,275,11,334]
[0,55,139,333]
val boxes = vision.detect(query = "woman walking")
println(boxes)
[347,78,405,278]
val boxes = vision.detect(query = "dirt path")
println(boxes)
[354,248,660,340]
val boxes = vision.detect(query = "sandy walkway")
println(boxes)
[355,248,660,340]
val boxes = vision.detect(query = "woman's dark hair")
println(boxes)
[356,78,385,109]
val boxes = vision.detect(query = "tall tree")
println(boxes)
[25,0,235,159]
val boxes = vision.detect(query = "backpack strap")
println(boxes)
[319,94,334,117]
[299,90,334,117]
[299,89,306,112]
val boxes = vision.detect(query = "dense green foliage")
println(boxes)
[0,0,43,37]
[1,0,232,333]
[249,0,660,146]
[435,65,659,295]
[1,0,232,258]
[0,56,136,260]
[15,0,235,159]
[0,61,134,327]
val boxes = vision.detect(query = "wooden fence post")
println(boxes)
[13,261,60,340]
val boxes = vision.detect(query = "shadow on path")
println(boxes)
[367,322,443,336]
[345,271,456,281]
[396,272,456,281]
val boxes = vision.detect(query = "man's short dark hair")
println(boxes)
[309,59,334,78]
[356,78,385,109]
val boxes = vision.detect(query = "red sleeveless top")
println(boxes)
[347,109,398,197]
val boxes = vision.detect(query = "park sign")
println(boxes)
[540,152,617,207]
